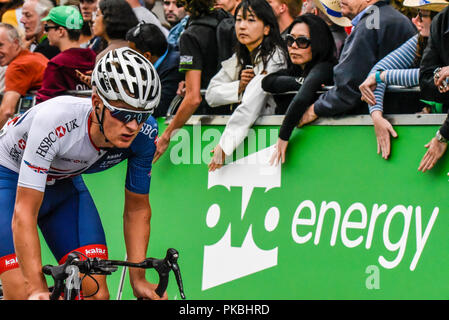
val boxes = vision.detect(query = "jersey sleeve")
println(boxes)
[17,109,63,192]
[125,118,158,194]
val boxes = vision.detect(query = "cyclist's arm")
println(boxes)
[11,186,47,297]
[123,189,153,290]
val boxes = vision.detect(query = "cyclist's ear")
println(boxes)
[91,92,102,111]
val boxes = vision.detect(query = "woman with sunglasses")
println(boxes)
[206,0,288,171]
[359,0,449,160]
[262,14,337,165]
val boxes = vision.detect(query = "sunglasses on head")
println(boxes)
[98,94,151,125]
[285,34,311,49]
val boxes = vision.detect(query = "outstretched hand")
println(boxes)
[418,137,448,172]
[208,144,226,172]
[270,138,288,166]
[371,111,397,160]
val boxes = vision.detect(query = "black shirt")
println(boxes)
[178,9,233,114]
[33,36,60,60]
[262,62,334,141]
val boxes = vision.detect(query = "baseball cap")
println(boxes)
[41,6,84,30]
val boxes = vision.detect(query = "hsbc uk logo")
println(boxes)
[36,119,79,158]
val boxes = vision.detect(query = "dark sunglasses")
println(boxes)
[99,94,151,125]
[44,24,60,32]
[285,34,311,49]
[418,9,431,21]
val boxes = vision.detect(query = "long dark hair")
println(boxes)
[412,10,438,67]
[234,0,287,72]
[286,14,337,75]
[99,0,138,40]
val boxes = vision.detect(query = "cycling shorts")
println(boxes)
[0,166,108,275]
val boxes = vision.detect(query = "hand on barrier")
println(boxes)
[208,144,226,172]
[270,138,288,166]
[371,111,397,160]
[298,104,318,127]
[418,137,448,172]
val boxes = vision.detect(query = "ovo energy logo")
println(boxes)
[201,146,440,291]
[202,146,281,290]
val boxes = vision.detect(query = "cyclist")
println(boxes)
[0,47,165,300]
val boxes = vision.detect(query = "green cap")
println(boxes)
[41,6,83,30]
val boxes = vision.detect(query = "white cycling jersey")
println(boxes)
[0,96,106,192]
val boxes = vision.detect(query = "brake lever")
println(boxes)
[165,248,186,299]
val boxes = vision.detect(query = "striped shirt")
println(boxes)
[368,35,419,113]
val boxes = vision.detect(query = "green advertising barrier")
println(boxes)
[41,113,449,300]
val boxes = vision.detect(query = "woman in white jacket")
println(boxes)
[206,0,288,171]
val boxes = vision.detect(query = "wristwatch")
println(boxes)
[436,130,448,143]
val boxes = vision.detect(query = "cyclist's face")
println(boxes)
[93,94,145,149]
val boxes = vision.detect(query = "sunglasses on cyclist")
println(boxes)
[285,34,311,49]
[98,94,152,125]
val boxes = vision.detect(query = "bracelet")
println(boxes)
[375,71,383,84]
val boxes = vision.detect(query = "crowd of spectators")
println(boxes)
[0,0,448,170]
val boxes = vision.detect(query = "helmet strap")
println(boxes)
[94,104,110,145]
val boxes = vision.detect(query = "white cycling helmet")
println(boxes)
[91,47,161,113]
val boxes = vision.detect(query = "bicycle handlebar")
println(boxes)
[42,248,186,300]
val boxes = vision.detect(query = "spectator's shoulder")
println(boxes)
[6,51,47,74]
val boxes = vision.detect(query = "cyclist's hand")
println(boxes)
[132,279,168,300]
[28,291,51,300]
